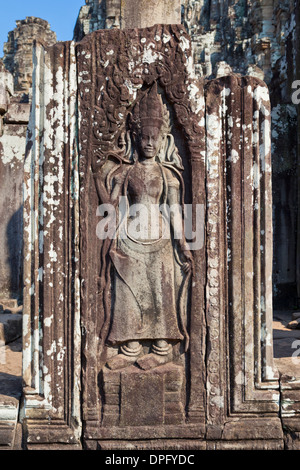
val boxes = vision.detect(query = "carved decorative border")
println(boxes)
[205,75,280,424]
[77,25,207,441]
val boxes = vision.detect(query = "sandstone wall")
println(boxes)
[181,0,300,307]
[0,18,57,302]
[73,0,300,307]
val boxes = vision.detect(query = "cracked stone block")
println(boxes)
[4,103,30,124]
[101,364,185,429]
[0,299,22,314]
[0,314,22,344]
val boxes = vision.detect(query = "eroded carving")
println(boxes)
[105,0,121,29]
[93,83,193,372]
[76,26,206,433]
[21,21,287,449]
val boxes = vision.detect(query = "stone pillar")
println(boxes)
[0,60,24,451]
[120,0,181,29]
[280,0,300,450]
[22,21,295,450]
[0,62,13,135]
[0,62,25,305]
[204,75,281,445]
[74,0,181,41]
[22,41,81,449]
[180,0,299,309]
[0,17,57,319]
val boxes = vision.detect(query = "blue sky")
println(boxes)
[0,0,85,56]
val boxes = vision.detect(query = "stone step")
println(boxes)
[0,299,19,310]
[0,397,22,450]
[0,314,22,344]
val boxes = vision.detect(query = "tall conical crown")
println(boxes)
[131,82,165,131]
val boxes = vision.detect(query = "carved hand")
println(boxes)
[179,242,194,275]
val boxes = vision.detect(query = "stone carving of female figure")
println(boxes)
[98,84,193,371]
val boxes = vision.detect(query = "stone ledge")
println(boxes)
[85,438,284,451]
[84,422,206,441]
[221,417,284,441]
[0,397,21,449]
[3,103,30,124]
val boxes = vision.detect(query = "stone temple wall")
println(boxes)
[0,0,299,451]
[0,0,298,323]
[73,0,300,307]
[179,0,300,308]
[21,22,282,450]
[0,18,56,332]
[0,19,57,448]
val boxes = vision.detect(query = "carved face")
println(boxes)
[16,71,32,93]
[137,126,163,159]
[105,0,121,28]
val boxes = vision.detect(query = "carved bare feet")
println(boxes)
[106,341,143,370]
[106,353,138,370]
[136,340,173,370]
[106,340,173,371]
[136,352,172,370]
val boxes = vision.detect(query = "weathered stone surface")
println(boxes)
[0,0,299,451]
[221,418,284,441]
[0,314,22,344]
[207,440,284,450]
[101,364,185,428]
[120,0,181,29]
[0,18,58,365]
[0,299,22,315]
[205,74,279,425]
[0,120,26,300]
[76,24,207,445]
[22,39,81,449]
[21,17,285,448]
[73,0,106,40]
[4,103,30,124]
[73,0,181,40]
[22,23,206,449]
[73,0,300,309]
[0,337,22,449]
[97,439,207,450]
[3,17,57,101]
[180,0,300,309]
[0,423,16,449]
[284,431,300,450]
[280,375,300,427]
[0,61,13,123]
[0,18,56,306]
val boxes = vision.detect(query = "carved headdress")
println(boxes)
[129,83,170,135]
[126,82,183,170]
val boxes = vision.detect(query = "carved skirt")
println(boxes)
[107,234,184,345]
